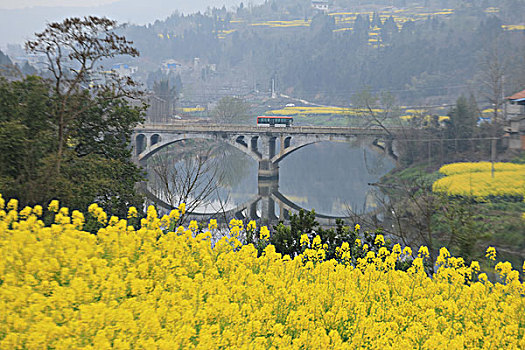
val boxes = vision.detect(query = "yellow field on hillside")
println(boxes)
[433,162,525,200]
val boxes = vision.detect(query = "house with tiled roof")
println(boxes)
[505,89,525,150]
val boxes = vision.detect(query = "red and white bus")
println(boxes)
[256,116,294,127]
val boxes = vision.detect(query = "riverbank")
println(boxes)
[378,155,525,265]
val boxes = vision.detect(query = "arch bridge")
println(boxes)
[133,123,392,179]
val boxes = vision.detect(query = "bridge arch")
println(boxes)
[143,181,348,225]
[136,134,146,156]
[135,133,264,163]
[235,136,248,147]
[283,136,292,149]
[150,134,161,146]
[271,137,356,164]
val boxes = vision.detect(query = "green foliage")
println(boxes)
[0,17,146,216]
[435,196,491,262]
[0,76,145,216]
[260,209,399,266]
[446,95,478,141]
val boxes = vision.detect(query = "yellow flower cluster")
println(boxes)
[2,199,525,348]
[180,107,205,113]
[502,24,525,31]
[265,106,384,117]
[433,162,525,200]
[251,19,310,28]
[439,161,525,175]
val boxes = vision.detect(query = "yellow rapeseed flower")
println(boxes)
[208,219,218,231]
[418,246,430,258]
[33,205,43,217]
[2,197,525,349]
[127,206,138,218]
[300,234,310,246]
[47,199,59,212]
[7,199,18,211]
[374,234,385,246]
[178,203,186,215]
[19,206,32,218]
[486,246,497,261]
[260,226,270,240]
[189,220,199,232]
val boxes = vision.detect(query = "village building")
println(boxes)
[111,63,138,78]
[311,0,329,12]
[505,89,525,150]
[161,59,182,74]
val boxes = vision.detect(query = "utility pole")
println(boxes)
[491,138,497,178]
[502,75,507,120]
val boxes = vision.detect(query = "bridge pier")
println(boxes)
[249,201,258,219]
[258,160,279,180]
[258,176,279,224]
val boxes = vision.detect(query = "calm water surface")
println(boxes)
[147,140,395,218]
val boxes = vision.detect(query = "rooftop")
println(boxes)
[507,89,525,100]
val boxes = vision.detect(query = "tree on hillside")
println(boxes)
[351,87,400,135]
[0,17,146,216]
[446,95,478,150]
[212,96,249,124]
[477,45,506,125]
[25,16,142,174]
[0,76,55,205]
[348,175,489,268]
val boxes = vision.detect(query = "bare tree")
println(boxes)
[477,44,506,124]
[148,147,225,224]
[349,175,488,269]
[25,16,142,173]
[212,96,249,124]
[349,177,439,267]
[351,88,400,136]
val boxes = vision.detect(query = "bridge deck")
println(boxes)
[135,123,389,136]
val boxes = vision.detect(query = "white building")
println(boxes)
[111,63,138,78]
[312,0,329,11]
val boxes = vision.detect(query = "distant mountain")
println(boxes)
[0,49,12,66]
[0,0,263,46]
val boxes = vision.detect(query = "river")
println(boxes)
[146,139,395,221]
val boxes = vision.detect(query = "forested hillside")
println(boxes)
[120,0,525,105]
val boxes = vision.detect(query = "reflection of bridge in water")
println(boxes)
[133,123,393,225]
[141,177,351,226]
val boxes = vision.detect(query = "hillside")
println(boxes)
[118,0,525,106]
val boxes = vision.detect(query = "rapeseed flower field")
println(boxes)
[433,162,525,200]
[1,195,525,348]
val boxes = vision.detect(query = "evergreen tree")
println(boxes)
[446,95,478,151]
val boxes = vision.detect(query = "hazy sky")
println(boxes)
[0,0,261,47]
[0,0,254,10]
[0,0,118,9]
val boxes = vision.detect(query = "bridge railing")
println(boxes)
[134,123,391,136]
